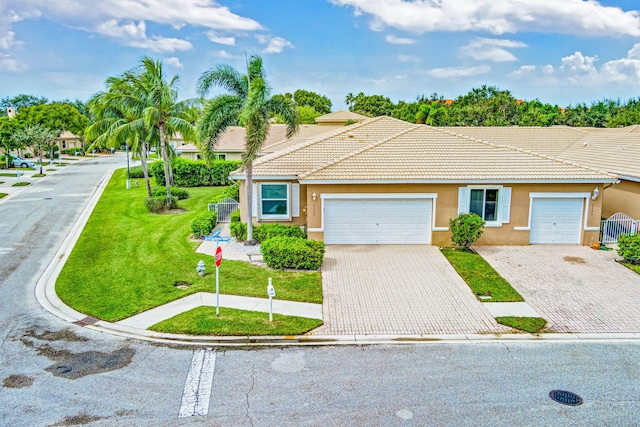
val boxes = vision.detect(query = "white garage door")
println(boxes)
[530,198,583,244]
[324,199,432,244]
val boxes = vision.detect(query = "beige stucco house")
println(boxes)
[171,110,368,161]
[443,126,640,219]
[230,116,616,246]
[56,131,83,151]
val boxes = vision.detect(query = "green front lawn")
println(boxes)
[150,306,322,336]
[56,169,322,322]
[622,262,640,275]
[12,182,30,187]
[441,248,524,302]
[496,316,547,333]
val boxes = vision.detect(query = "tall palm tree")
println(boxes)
[87,57,199,202]
[197,55,298,241]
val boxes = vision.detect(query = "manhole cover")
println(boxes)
[549,390,583,406]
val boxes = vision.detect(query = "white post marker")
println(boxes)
[215,246,222,316]
[267,277,276,322]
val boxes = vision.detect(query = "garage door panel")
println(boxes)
[325,199,432,244]
[530,198,583,244]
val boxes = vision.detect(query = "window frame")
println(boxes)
[258,183,290,220]
[463,185,508,227]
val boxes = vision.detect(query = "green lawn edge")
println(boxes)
[441,248,524,302]
[55,168,323,323]
[150,306,323,336]
[496,316,547,333]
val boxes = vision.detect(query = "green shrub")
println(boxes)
[210,183,240,203]
[144,196,177,213]
[150,158,241,187]
[230,221,247,241]
[128,165,145,178]
[261,236,325,270]
[254,223,307,243]
[618,233,640,264]
[191,211,218,238]
[60,148,83,155]
[449,213,485,249]
[152,186,190,200]
[230,209,241,223]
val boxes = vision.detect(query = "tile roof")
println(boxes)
[314,110,369,124]
[239,117,615,183]
[447,126,640,181]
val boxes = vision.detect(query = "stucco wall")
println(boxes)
[602,179,640,219]
[239,181,603,245]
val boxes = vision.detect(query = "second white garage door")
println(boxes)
[530,198,584,244]
[324,199,432,244]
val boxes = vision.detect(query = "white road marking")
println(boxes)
[178,348,216,418]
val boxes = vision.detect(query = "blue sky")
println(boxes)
[2,0,640,110]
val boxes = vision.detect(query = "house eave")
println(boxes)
[230,175,299,181]
[298,178,617,185]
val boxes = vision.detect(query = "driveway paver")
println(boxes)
[313,245,510,335]
[475,245,640,333]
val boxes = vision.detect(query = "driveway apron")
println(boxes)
[313,245,509,335]
[475,246,640,333]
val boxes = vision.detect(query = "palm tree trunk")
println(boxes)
[139,144,152,197]
[246,163,253,241]
[159,125,172,205]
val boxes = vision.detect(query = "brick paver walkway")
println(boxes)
[475,245,640,333]
[312,245,510,335]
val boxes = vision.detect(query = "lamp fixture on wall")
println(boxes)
[312,193,317,201]
[591,187,600,200]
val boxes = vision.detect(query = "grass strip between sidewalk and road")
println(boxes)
[440,248,524,302]
[150,306,323,336]
[56,169,322,324]
[495,316,547,333]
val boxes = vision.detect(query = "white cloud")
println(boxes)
[96,19,192,53]
[398,54,420,63]
[330,0,640,37]
[385,34,415,44]
[0,54,18,72]
[256,35,293,54]
[206,31,235,46]
[559,51,599,82]
[427,65,491,78]
[460,37,526,62]
[0,1,263,56]
[214,50,234,58]
[164,56,184,68]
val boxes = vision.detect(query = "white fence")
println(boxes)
[600,212,640,244]
[208,197,239,223]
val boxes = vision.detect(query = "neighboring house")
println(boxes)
[443,126,640,219]
[56,131,83,151]
[171,110,368,161]
[230,116,615,246]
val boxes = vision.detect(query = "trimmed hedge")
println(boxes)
[128,165,145,178]
[210,183,240,204]
[144,196,178,213]
[152,186,190,200]
[254,223,306,242]
[618,233,640,264]
[191,211,218,238]
[150,157,240,187]
[261,236,325,270]
[230,221,247,241]
[230,209,241,223]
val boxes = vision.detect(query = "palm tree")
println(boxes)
[87,57,199,202]
[197,55,298,241]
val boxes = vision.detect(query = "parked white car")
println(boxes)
[11,155,35,168]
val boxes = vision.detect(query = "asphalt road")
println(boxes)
[1,155,639,426]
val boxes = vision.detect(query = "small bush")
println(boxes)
[128,165,145,178]
[144,196,177,213]
[449,213,485,249]
[254,223,307,243]
[210,183,240,204]
[230,221,247,241]
[230,209,241,223]
[618,233,640,264]
[152,186,190,200]
[60,148,84,155]
[261,236,325,270]
[150,158,240,187]
[191,211,218,238]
